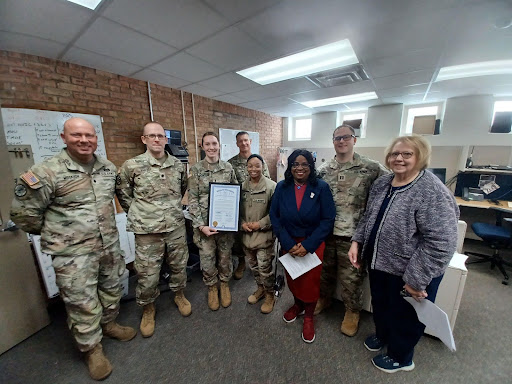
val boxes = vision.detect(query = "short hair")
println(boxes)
[284,149,318,186]
[142,121,164,135]
[333,124,355,138]
[201,131,219,146]
[384,135,431,171]
[247,153,264,165]
[236,131,249,140]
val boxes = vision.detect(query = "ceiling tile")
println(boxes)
[179,83,224,98]
[203,0,281,23]
[62,47,142,76]
[131,69,191,89]
[213,94,248,104]
[74,17,176,67]
[373,70,434,91]
[197,73,258,94]
[364,48,440,79]
[0,0,92,44]
[378,84,429,98]
[186,26,275,71]
[102,0,229,49]
[0,32,66,59]
[151,52,225,83]
[239,96,297,110]
[229,86,280,102]
[288,81,376,103]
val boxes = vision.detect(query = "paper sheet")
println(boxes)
[404,297,456,352]
[278,252,321,280]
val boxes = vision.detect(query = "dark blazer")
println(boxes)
[270,178,335,253]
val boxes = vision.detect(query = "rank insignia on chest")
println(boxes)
[338,174,345,182]
[160,173,166,180]
[116,175,121,185]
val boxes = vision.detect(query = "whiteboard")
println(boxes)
[1,108,106,164]
[219,128,260,161]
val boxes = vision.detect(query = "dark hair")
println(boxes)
[284,149,318,186]
[333,124,355,137]
[247,153,264,164]
[201,131,219,145]
[236,131,249,140]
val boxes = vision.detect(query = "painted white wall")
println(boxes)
[284,95,512,170]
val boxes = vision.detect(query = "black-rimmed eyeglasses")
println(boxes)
[333,134,355,142]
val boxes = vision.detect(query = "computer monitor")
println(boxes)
[427,168,446,184]
[455,172,512,201]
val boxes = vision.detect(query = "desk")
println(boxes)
[455,197,512,239]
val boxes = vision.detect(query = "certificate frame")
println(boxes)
[208,182,241,232]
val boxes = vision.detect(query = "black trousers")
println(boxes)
[369,269,444,364]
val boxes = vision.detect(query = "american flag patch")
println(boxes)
[21,171,40,186]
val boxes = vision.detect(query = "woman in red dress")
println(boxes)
[270,149,335,343]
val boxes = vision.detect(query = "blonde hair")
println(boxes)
[385,135,431,171]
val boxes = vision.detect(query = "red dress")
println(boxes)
[285,184,325,303]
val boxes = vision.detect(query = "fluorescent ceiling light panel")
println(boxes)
[300,92,378,108]
[65,0,102,10]
[435,60,512,82]
[237,39,358,85]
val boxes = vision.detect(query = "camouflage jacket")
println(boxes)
[116,151,187,234]
[317,153,389,237]
[188,159,237,228]
[10,149,119,256]
[240,176,276,250]
[228,153,271,184]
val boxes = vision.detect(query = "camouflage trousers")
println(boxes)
[243,245,275,292]
[193,229,234,286]
[319,234,367,311]
[134,225,189,306]
[52,241,125,352]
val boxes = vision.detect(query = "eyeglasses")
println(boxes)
[291,162,310,169]
[144,134,166,140]
[389,151,414,159]
[333,134,355,142]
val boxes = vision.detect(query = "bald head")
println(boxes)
[61,117,98,163]
[143,122,164,136]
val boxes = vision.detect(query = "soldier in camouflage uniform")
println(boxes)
[188,131,238,311]
[10,118,136,381]
[228,131,271,280]
[317,124,388,337]
[116,122,191,339]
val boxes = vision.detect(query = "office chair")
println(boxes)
[466,215,512,285]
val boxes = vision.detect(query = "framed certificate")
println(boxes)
[208,182,241,231]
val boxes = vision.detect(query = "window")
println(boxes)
[340,112,366,138]
[490,101,512,133]
[401,102,444,135]
[288,116,312,141]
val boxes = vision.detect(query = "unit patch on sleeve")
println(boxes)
[14,184,27,197]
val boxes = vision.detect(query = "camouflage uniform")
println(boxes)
[240,176,277,291]
[188,159,237,286]
[116,151,189,306]
[11,149,124,352]
[228,153,271,261]
[317,153,388,311]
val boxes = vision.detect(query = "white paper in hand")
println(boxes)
[404,297,456,352]
[278,252,321,280]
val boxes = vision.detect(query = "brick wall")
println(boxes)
[0,50,283,179]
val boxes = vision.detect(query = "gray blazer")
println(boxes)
[352,170,460,291]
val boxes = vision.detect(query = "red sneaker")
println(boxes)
[302,317,315,343]
[283,304,305,323]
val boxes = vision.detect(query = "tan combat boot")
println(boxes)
[220,281,232,308]
[341,309,360,337]
[85,343,112,381]
[208,285,220,311]
[233,257,246,280]
[174,290,192,317]
[102,321,137,341]
[247,284,265,304]
[314,296,332,315]
[140,303,156,338]
[260,291,276,314]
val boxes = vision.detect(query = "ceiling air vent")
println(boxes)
[305,64,369,88]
